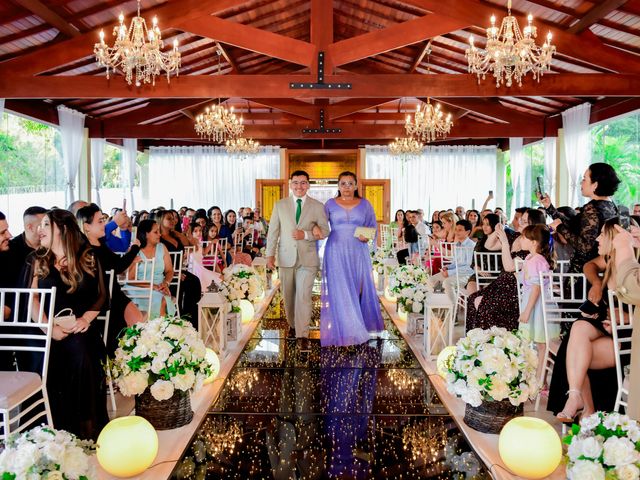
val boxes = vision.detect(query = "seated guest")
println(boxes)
[208,206,224,234]
[465,213,502,295]
[430,210,440,226]
[439,211,457,243]
[427,220,475,304]
[465,209,482,239]
[29,209,108,440]
[549,217,634,421]
[76,204,143,354]
[219,209,238,246]
[455,206,466,221]
[396,211,419,265]
[466,208,546,332]
[190,223,204,245]
[105,208,134,253]
[128,220,176,318]
[6,206,46,289]
[633,203,640,216]
[253,207,268,236]
[426,220,445,274]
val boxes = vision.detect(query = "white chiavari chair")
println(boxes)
[119,258,156,320]
[168,251,184,317]
[608,290,634,413]
[183,245,196,271]
[380,224,390,249]
[451,245,475,329]
[556,259,570,273]
[0,287,56,441]
[474,252,503,290]
[93,270,118,413]
[537,272,587,410]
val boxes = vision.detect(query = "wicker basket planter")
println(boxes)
[135,388,194,430]
[463,399,523,434]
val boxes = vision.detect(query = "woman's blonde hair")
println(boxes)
[439,211,459,226]
[35,209,96,293]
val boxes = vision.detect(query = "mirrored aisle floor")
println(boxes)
[172,294,489,479]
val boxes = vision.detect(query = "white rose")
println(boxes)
[46,472,64,480]
[151,356,166,374]
[461,387,483,407]
[567,460,605,480]
[165,324,183,340]
[489,379,510,401]
[616,464,640,480]
[580,413,601,431]
[172,369,196,391]
[602,436,639,467]
[603,413,622,431]
[478,347,508,375]
[150,379,175,401]
[411,301,422,313]
[119,371,149,396]
[41,441,66,463]
[624,424,640,443]
[568,436,603,462]
[60,446,90,479]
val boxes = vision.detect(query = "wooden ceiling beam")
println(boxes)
[4,73,640,99]
[433,97,539,124]
[11,0,81,38]
[311,0,333,74]
[409,41,431,73]
[96,117,543,139]
[327,14,467,67]
[250,99,317,120]
[100,99,212,123]
[180,15,314,67]
[0,0,249,75]
[400,0,640,74]
[214,42,239,73]
[568,0,630,34]
[327,99,398,120]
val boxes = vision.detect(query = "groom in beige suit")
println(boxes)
[266,170,330,339]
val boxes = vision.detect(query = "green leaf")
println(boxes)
[2,473,17,480]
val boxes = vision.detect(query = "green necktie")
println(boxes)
[295,198,302,224]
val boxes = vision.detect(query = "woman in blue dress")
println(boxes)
[320,171,384,346]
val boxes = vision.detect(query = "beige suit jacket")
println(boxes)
[616,258,640,420]
[265,196,330,268]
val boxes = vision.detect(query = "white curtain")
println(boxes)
[0,99,4,121]
[122,139,138,210]
[543,137,557,202]
[57,106,86,205]
[509,138,526,210]
[90,138,106,207]
[365,145,497,214]
[148,146,280,209]
[562,103,591,206]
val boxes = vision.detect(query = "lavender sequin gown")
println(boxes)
[321,198,384,346]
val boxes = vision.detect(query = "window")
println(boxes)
[591,111,640,207]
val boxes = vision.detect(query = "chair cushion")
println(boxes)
[0,371,42,409]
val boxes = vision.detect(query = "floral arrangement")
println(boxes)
[0,425,96,480]
[564,412,640,480]
[218,264,264,313]
[388,264,432,314]
[371,247,393,275]
[444,327,539,407]
[108,317,211,401]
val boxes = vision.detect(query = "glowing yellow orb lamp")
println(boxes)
[498,417,562,479]
[384,286,397,303]
[436,345,457,377]
[97,416,158,477]
[397,305,408,321]
[239,299,255,323]
[204,348,220,385]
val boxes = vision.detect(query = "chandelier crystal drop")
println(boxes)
[404,99,453,143]
[195,104,244,143]
[466,0,556,87]
[389,137,424,158]
[94,0,180,86]
[225,137,260,156]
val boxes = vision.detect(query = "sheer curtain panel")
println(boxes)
[365,145,497,214]
[0,99,4,120]
[543,137,557,202]
[562,103,591,206]
[90,139,106,207]
[148,146,280,209]
[509,138,527,210]
[122,139,137,210]
[57,106,86,205]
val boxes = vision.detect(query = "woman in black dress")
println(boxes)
[540,162,620,274]
[466,209,546,332]
[76,203,143,354]
[30,209,108,440]
[549,217,632,420]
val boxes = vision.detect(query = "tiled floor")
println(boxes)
[172,295,489,479]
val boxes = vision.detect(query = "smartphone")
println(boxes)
[122,198,127,212]
[536,176,544,196]
[488,190,493,196]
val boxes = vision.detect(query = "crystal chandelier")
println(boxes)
[225,137,260,155]
[404,99,453,143]
[466,0,556,87]
[194,49,245,143]
[195,104,244,143]
[389,137,424,158]
[94,0,180,86]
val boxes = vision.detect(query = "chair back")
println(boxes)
[0,287,56,381]
[168,251,184,315]
[120,257,156,315]
[439,242,456,270]
[233,229,244,253]
[183,245,196,270]
[474,251,502,289]
[380,224,390,248]
[556,259,570,273]
[95,270,115,345]
[608,289,635,412]
[540,272,587,340]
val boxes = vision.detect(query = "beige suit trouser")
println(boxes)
[279,257,317,338]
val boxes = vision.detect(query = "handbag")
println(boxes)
[54,308,76,329]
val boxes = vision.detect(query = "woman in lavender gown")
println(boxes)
[320,171,384,346]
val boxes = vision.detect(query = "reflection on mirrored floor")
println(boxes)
[172,293,488,479]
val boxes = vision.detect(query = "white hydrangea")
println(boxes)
[567,460,606,480]
[602,436,639,467]
[150,379,175,401]
[616,464,640,480]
